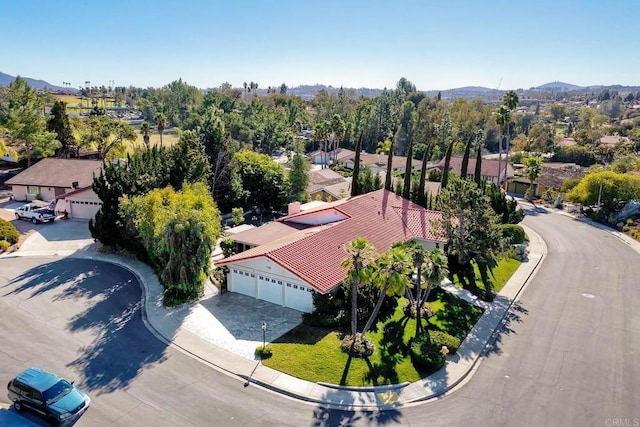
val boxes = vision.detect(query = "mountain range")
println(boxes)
[0,71,637,100]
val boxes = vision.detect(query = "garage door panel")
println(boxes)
[231,270,255,297]
[284,283,313,312]
[259,277,282,305]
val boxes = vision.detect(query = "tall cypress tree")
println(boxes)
[351,134,362,197]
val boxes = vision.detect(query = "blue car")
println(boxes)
[7,367,91,426]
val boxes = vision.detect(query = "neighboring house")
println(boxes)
[507,162,585,197]
[308,168,350,201]
[433,155,515,186]
[53,186,103,220]
[215,189,445,312]
[557,137,577,147]
[599,135,630,148]
[6,158,103,219]
[339,151,422,174]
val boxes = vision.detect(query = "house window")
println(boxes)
[286,283,292,288]
[271,279,276,283]
[233,269,238,273]
[259,276,264,280]
[293,285,298,289]
[250,273,255,278]
[27,186,40,195]
[277,280,282,285]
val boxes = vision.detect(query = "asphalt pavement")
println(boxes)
[0,208,561,410]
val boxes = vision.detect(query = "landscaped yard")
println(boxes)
[263,289,484,386]
[451,257,521,294]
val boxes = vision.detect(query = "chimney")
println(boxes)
[288,201,301,216]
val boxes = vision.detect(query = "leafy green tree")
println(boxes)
[47,100,76,157]
[231,207,245,226]
[170,130,211,190]
[437,175,505,299]
[289,152,309,202]
[0,126,18,161]
[234,149,290,211]
[314,120,330,168]
[567,170,640,210]
[0,77,59,166]
[549,103,568,122]
[119,183,221,305]
[80,115,136,159]
[487,183,524,224]
[523,156,543,200]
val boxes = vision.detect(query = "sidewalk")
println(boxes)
[2,222,547,410]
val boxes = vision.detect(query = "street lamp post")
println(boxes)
[261,321,267,351]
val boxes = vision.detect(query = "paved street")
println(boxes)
[1,208,639,426]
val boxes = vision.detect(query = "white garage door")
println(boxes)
[284,282,314,313]
[230,269,256,297]
[69,199,102,219]
[258,276,283,306]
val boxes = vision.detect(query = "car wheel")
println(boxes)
[32,218,38,224]
[15,213,20,220]
[13,401,23,412]
[47,415,60,426]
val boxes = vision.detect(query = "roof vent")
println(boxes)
[72,181,79,189]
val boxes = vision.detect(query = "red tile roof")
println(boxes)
[217,189,445,293]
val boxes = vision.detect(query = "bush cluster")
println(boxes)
[428,330,462,353]
[255,345,273,359]
[340,334,375,358]
[0,240,11,251]
[502,224,526,244]
[0,219,19,245]
[631,229,640,241]
[410,335,446,373]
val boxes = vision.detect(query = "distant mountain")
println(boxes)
[0,71,69,92]
[534,81,583,91]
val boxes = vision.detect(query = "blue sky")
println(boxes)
[2,0,639,91]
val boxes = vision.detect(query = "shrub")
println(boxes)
[626,218,634,226]
[410,335,446,373]
[502,224,526,244]
[402,301,433,319]
[340,334,375,358]
[255,345,273,359]
[622,225,630,232]
[0,219,19,245]
[0,240,11,251]
[428,330,462,353]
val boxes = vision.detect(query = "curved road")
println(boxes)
[1,210,639,426]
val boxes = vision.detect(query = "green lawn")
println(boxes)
[452,257,521,294]
[263,291,484,386]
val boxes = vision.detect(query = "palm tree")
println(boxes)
[330,114,345,165]
[417,248,448,335]
[140,121,151,149]
[341,237,376,340]
[523,156,543,201]
[360,246,412,336]
[154,112,167,147]
[314,121,330,168]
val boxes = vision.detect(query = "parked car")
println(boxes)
[14,203,57,224]
[7,367,91,426]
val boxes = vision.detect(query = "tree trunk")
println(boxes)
[361,283,390,336]
[414,264,423,337]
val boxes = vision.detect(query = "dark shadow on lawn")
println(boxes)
[429,288,485,342]
[272,323,334,346]
[3,257,168,395]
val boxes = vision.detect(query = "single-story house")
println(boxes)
[215,189,445,312]
[5,158,104,219]
[599,135,630,148]
[308,168,350,201]
[53,186,103,220]
[433,155,515,186]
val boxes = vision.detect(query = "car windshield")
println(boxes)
[42,380,73,403]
